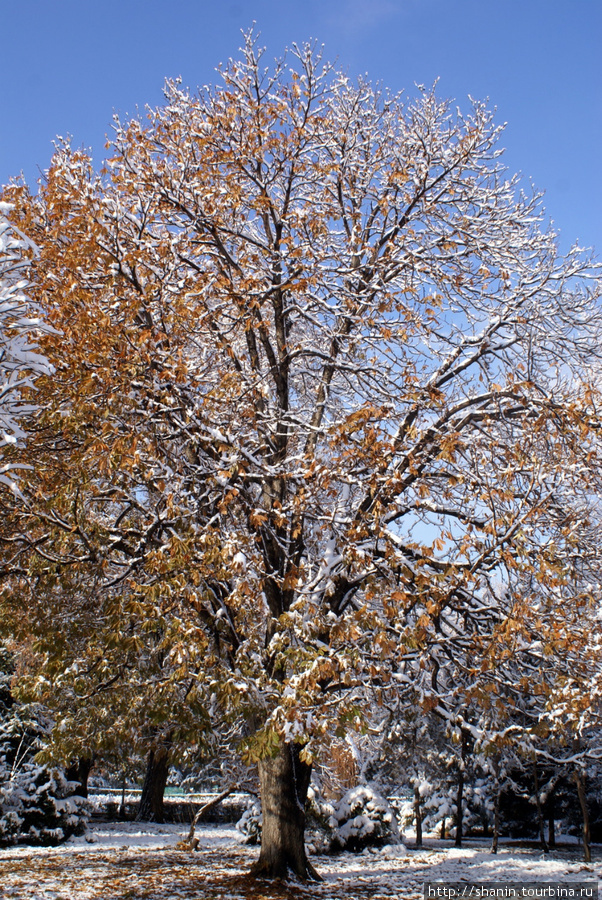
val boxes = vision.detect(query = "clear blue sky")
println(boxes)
[1,0,600,254]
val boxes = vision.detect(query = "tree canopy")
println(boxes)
[1,34,601,878]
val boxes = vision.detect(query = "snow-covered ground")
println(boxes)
[0,822,599,899]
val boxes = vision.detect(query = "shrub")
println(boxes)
[236,799,262,845]
[329,785,400,852]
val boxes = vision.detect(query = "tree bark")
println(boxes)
[186,786,236,850]
[414,786,423,848]
[65,756,94,798]
[119,771,127,820]
[532,760,549,853]
[547,794,556,849]
[455,766,464,848]
[491,754,501,855]
[250,742,320,881]
[491,786,500,854]
[455,729,468,848]
[136,745,170,823]
[574,768,591,863]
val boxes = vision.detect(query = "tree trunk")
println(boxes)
[136,745,170,823]
[491,786,500,854]
[547,794,556,849]
[414,786,423,848]
[250,742,320,881]
[455,729,468,848]
[119,771,127,820]
[455,765,464,847]
[574,768,591,863]
[532,760,548,853]
[65,756,94,798]
[491,755,502,855]
[186,786,236,850]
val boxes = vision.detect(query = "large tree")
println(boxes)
[2,35,601,879]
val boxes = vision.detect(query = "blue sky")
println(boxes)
[1,0,600,253]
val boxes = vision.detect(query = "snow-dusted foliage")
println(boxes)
[0,648,89,847]
[236,799,262,845]
[329,786,400,851]
[0,207,52,486]
[0,764,89,847]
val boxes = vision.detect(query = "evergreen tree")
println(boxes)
[0,646,89,846]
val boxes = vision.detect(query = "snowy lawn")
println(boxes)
[0,823,600,899]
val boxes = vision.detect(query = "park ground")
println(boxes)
[0,822,600,900]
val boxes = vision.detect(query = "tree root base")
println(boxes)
[249,857,322,882]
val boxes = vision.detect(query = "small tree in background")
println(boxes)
[0,207,53,487]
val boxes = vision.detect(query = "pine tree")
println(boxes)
[0,646,89,846]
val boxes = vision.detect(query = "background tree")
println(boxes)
[0,206,53,482]
[2,34,602,879]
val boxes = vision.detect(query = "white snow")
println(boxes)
[0,822,599,899]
